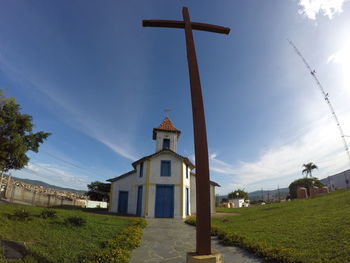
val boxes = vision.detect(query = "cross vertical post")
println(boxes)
[143,7,230,256]
[182,7,211,255]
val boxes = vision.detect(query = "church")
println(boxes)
[107,117,219,218]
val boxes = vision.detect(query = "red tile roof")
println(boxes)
[152,117,181,140]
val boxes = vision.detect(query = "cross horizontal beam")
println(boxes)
[143,20,230,35]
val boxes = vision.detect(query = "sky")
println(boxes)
[0,0,350,194]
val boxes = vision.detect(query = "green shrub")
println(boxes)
[81,248,130,263]
[186,216,297,263]
[184,216,196,226]
[129,218,147,228]
[289,177,324,199]
[64,216,86,227]
[40,208,57,219]
[81,218,146,263]
[103,226,143,250]
[9,209,32,221]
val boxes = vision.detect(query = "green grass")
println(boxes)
[0,204,144,263]
[189,190,350,263]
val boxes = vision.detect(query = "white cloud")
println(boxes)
[96,137,138,161]
[210,112,350,194]
[297,0,349,19]
[13,162,89,190]
[327,44,350,65]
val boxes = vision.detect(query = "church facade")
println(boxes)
[108,117,219,218]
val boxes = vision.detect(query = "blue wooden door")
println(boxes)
[186,188,189,216]
[155,185,174,218]
[136,186,143,216]
[118,191,128,214]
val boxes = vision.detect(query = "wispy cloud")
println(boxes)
[327,43,350,65]
[297,0,349,20]
[96,137,138,161]
[13,162,89,190]
[0,50,139,161]
[210,112,350,194]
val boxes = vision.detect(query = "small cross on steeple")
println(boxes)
[164,109,172,117]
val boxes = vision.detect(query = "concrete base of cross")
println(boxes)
[186,250,222,263]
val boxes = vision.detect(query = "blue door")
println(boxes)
[118,191,128,214]
[155,185,174,218]
[136,186,143,216]
[186,188,189,216]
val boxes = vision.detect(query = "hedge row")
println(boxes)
[185,217,297,263]
[81,218,147,263]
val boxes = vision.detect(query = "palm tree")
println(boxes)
[302,162,318,178]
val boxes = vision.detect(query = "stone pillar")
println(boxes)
[32,191,36,205]
[5,174,12,199]
[297,187,308,199]
[47,195,51,207]
[10,185,15,202]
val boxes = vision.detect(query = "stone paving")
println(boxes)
[130,219,264,263]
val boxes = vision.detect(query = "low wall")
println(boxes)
[4,185,78,207]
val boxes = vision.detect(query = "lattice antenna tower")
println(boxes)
[287,39,350,166]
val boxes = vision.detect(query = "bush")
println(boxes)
[186,216,296,263]
[81,218,147,263]
[9,209,32,221]
[64,216,86,227]
[40,208,57,219]
[289,177,324,199]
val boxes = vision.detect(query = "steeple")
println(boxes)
[153,117,181,152]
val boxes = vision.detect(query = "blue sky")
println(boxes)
[1,0,350,194]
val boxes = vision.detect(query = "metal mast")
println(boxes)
[288,39,350,165]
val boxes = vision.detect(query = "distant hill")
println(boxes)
[217,187,290,201]
[248,187,289,201]
[11,177,86,194]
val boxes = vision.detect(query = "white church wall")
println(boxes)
[181,162,191,217]
[190,174,216,215]
[190,174,196,215]
[110,172,139,215]
[147,153,182,218]
[210,183,216,212]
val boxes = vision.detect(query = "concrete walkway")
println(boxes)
[130,219,264,263]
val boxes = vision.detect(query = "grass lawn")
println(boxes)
[0,204,143,263]
[189,190,350,263]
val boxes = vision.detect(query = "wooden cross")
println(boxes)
[143,7,230,256]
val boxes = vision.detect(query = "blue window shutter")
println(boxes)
[186,164,189,179]
[139,162,144,177]
[161,161,171,177]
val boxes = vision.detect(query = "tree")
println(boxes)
[228,189,248,200]
[0,92,50,172]
[86,181,111,201]
[302,162,318,178]
[289,177,324,199]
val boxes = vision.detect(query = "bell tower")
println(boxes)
[153,117,181,153]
